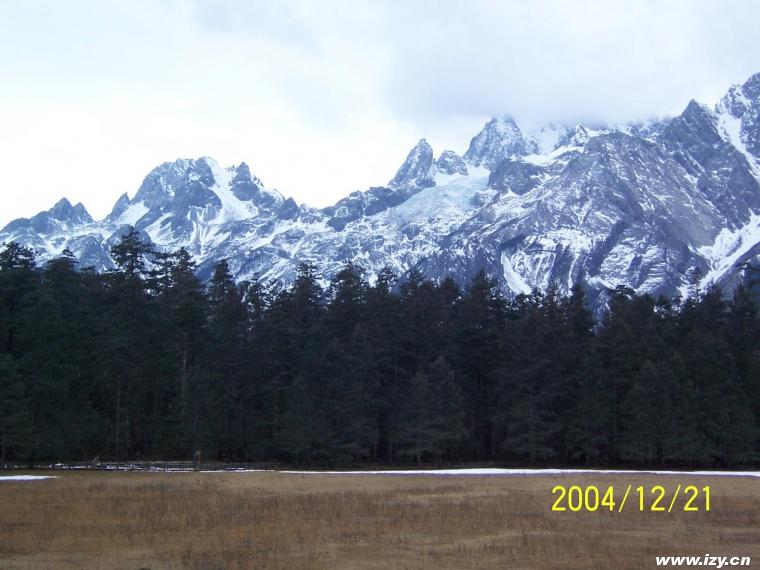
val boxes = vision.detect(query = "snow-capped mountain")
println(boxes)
[3,73,760,304]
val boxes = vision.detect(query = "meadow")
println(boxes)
[1,470,759,569]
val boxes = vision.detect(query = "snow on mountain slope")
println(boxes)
[3,73,760,307]
[699,213,760,287]
[115,201,149,226]
[720,113,758,176]
[395,170,490,225]
[525,123,571,155]
[207,160,260,223]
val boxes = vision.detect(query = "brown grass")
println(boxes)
[1,470,759,569]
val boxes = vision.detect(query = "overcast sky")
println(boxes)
[1,0,760,226]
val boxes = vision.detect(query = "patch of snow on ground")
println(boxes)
[0,475,58,481]
[201,468,760,478]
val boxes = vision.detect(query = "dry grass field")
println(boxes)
[1,469,759,569]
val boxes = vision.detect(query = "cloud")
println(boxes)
[377,0,760,126]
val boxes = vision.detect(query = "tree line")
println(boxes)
[1,229,759,468]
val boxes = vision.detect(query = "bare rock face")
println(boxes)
[463,117,530,168]
[389,139,436,188]
[3,73,760,309]
[436,150,468,176]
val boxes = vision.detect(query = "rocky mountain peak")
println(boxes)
[389,138,436,188]
[716,73,760,160]
[109,193,131,219]
[435,150,468,175]
[228,160,282,208]
[232,161,252,183]
[741,72,760,100]
[132,158,215,209]
[718,84,752,118]
[1,196,94,235]
[49,198,93,225]
[463,116,529,169]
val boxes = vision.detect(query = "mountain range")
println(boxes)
[3,72,760,306]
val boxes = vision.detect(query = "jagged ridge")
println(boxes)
[3,73,760,306]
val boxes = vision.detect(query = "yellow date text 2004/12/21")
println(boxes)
[551,484,711,513]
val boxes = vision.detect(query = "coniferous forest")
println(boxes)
[1,229,759,468]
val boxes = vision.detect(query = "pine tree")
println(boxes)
[110,227,153,279]
[152,248,208,458]
[21,251,91,460]
[317,329,380,463]
[498,291,561,462]
[273,375,317,464]
[677,287,756,465]
[206,260,250,460]
[0,242,38,355]
[0,244,757,469]
[399,356,466,464]
[366,266,402,460]
[255,262,324,459]
[0,354,32,465]
[728,286,760,423]
[104,230,158,462]
[454,271,505,459]
[558,285,612,464]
